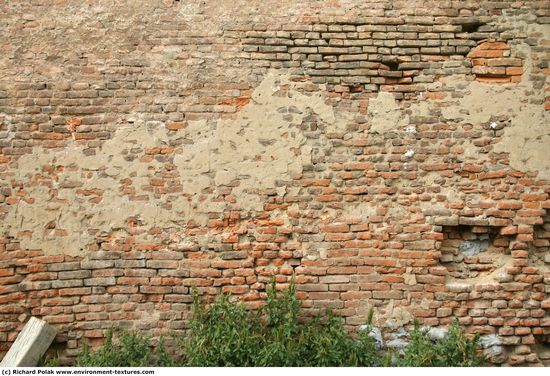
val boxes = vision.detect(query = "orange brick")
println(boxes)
[324,233,354,241]
[468,49,505,58]
[166,122,186,130]
[425,92,447,99]
[472,58,487,66]
[477,41,510,50]
[506,66,523,75]
[320,224,349,232]
[497,201,523,210]
[236,97,250,109]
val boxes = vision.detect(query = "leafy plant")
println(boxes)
[395,320,485,367]
[74,284,484,367]
[183,280,379,367]
[182,291,265,366]
[39,353,61,367]
[435,320,485,366]
[297,311,379,367]
[76,328,174,367]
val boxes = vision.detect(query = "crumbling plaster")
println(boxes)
[3,72,342,255]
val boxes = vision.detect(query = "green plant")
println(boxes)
[254,281,301,366]
[436,320,485,366]
[396,320,485,367]
[297,311,379,367]
[155,337,179,367]
[183,280,379,367]
[182,291,265,366]
[76,328,175,367]
[73,284,484,367]
[39,353,61,367]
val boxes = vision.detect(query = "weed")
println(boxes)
[75,284,484,367]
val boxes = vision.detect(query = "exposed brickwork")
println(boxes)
[0,0,549,366]
[468,41,524,83]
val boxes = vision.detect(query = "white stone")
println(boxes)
[427,327,448,341]
[0,317,56,367]
[363,326,384,350]
[479,334,502,348]
[387,339,408,350]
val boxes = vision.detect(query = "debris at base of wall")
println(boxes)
[0,317,57,367]
[458,237,489,257]
[479,334,505,363]
[386,338,408,352]
[389,326,409,340]
[480,334,504,360]
[484,344,504,357]
[367,327,384,350]
[479,334,502,349]
[427,327,448,341]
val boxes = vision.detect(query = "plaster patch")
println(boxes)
[367,92,407,134]
[2,71,337,256]
[403,267,417,286]
[340,202,377,222]
[439,77,550,179]
[384,300,413,329]
[6,120,196,256]
[438,23,550,180]
[176,71,335,211]
[367,93,431,135]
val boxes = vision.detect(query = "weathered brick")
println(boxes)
[47,262,81,272]
[80,261,115,270]
[52,280,84,289]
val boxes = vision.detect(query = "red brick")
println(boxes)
[506,66,523,76]
[59,288,92,296]
[166,122,186,130]
[477,41,510,50]
[497,201,522,210]
[468,49,505,58]
[0,5,547,368]
[320,224,349,233]
[325,233,354,241]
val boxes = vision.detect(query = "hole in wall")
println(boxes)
[385,61,399,71]
[349,84,363,93]
[439,225,511,281]
[461,22,485,33]
[533,334,550,366]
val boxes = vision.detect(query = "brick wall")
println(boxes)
[0,0,549,366]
